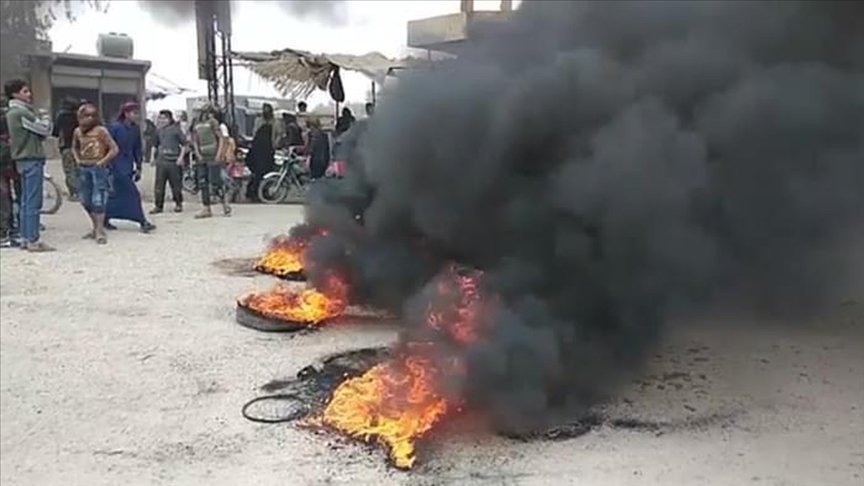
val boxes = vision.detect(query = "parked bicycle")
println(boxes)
[41,168,62,214]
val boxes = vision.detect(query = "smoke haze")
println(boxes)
[136,0,350,26]
[302,0,863,433]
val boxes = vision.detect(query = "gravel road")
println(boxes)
[1,192,862,485]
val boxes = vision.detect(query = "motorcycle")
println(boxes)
[257,146,310,204]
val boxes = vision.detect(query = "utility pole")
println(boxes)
[195,0,235,129]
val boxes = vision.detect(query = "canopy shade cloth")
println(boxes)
[233,48,417,100]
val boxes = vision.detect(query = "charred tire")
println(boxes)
[236,302,310,332]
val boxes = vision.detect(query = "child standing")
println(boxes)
[72,103,118,244]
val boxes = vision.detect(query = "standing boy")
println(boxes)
[4,79,54,252]
[151,110,186,213]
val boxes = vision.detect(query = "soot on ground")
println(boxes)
[242,347,392,423]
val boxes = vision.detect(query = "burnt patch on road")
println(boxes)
[503,411,738,442]
[242,347,391,423]
[211,257,260,278]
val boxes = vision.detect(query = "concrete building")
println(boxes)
[407,0,514,56]
[26,50,150,125]
[10,34,150,157]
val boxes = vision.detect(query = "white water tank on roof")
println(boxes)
[97,33,134,59]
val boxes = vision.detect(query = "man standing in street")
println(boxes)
[4,79,54,252]
[191,106,230,218]
[53,96,80,202]
[150,110,186,214]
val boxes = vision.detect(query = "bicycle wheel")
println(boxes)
[40,178,63,215]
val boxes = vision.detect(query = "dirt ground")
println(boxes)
[1,179,863,486]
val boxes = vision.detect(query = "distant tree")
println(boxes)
[0,0,108,83]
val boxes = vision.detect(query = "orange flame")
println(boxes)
[254,235,308,278]
[238,277,347,325]
[318,267,484,468]
[320,355,449,469]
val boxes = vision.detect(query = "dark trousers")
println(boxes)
[154,163,183,209]
[310,158,329,179]
[144,141,153,163]
[246,171,263,201]
[60,148,79,197]
[0,168,14,237]
[196,164,224,206]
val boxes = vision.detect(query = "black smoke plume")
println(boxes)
[303,0,864,433]
[136,0,349,26]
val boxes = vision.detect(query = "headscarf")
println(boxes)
[117,101,139,122]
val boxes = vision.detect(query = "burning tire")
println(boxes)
[254,234,311,281]
[253,266,306,282]
[235,282,348,332]
[235,300,312,332]
[242,347,392,423]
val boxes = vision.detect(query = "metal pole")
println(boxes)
[219,29,235,129]
[207,13,218,105]
[371,81,376,104]
[226,36,235,130]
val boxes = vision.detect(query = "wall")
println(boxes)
[28,55,149,159]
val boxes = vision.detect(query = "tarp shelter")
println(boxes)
[233,48,414,101]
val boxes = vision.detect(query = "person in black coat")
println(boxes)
[245,103,278,201]
[334,107,355,137]
[306,118,330,180]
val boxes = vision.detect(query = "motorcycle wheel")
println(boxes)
[182,168,198,194]
[258,175,289,204]
[40,177,63,215]
[283,177,308,203]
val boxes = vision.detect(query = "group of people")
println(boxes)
[0,78,374,251]
[243,100,374,200]
[0,79,242,251]
[142,106,235,218]
[1,79,158,250]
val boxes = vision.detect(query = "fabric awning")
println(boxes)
[233,48,423,100]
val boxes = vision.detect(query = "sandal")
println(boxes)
[222,205,232,217]
[82,231,95,240]
[96,235,107,245]
[194,210,212,219]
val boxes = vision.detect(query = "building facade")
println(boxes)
[26,51,150,124]
[407,0,514,56]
